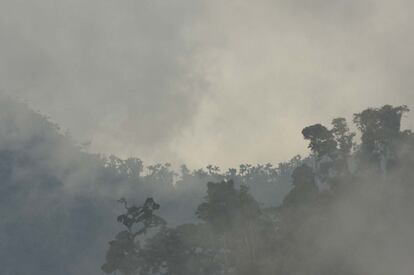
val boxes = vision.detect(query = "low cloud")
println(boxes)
[1,0,413,167]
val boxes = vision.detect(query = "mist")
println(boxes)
[2,1,414,275]
[1,0,414,168]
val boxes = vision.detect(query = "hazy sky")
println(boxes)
[1,0,414,168]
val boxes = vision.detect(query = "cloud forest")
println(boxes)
[1,97,414,275]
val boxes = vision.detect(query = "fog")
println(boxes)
[2,1,414,275]
[1,0,414,167]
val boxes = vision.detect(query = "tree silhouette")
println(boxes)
[102,198,166,275]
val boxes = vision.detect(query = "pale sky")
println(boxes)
[1,0,414,168]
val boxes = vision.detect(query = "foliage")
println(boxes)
[102,198,166,275]
[2,98,414,275]
[102,104,414,275]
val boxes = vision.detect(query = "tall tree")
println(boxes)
[196,180,265,275]
[353,105,409,171]
[302,124,337,159]
[102,198,166,275]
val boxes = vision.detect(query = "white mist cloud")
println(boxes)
[1,0,414,167]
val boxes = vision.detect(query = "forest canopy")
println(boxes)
[1,99,414,275]
[101,104,414,275]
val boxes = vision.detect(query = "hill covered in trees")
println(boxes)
[1,97,413,274]
[0,97,298,275]
[101,104,414,275]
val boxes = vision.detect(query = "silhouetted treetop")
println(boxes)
[302,124,337,158]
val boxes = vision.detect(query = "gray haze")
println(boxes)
[1,0,414,167]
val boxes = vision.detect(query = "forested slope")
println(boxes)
[0,98,296,275]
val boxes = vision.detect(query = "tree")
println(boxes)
[102,198,166,275]
[330,118,355,176]
[331,118,355,157]
[353,105,409,171]
[196,180,267,275]
[302,124,337,159]
[282,164,318,207]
